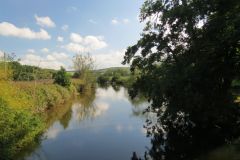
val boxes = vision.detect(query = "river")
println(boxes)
[16,86,240,160]
[17,86,150,160]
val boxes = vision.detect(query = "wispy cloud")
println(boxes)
[89,19,97,24]
[27,49,35,53]
[57,36,64,42]
[35,15,56,28]
[61,25,69,31]
[41,48,49,53]
[111,18,130,25]
[111,18,119,25]
[123,18,130,24]
[67,6,78,12]
[0,22,51,40]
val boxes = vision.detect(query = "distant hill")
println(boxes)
[67,67,130,77]
[94,67,130,74]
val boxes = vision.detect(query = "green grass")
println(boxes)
[0,98,44,160]
[0,80,77,159]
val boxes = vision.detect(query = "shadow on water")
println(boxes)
[130,93,240,160]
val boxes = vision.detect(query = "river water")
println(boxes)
[18,86,150,160]
[17,86,240,160]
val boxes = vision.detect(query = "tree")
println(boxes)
[123,0,240,150]
[73,53,94,79]
[0,52,15,80]
[53,67,71,87]
[72,54,96,91]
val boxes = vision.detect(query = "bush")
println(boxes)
[53,67,71,87]
[97,74,109,85]
[0,98,44,160]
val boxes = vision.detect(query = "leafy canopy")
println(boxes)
[123,0,240,132]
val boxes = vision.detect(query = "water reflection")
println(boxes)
[18,86,150,160]
[134,133,240,160]
[17,85,240,160]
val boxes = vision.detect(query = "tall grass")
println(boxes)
[0,80,77,159]
[0,98,44,160]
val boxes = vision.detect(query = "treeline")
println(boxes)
[11,61,55,81]
[96,67,137,87]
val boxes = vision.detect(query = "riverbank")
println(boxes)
[0,80,77,160]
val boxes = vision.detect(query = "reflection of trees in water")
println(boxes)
[78,87,96,108]
[59,107,72,129]
[99,84,150,119]
[128,93,149,118]
[74,87,105,121]
[15,102,74,159]
[112,84,121,92]
[132,107,240,160]
[43,101,73,129]
[137,127,240,160]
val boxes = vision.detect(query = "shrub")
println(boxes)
[0,98,44,160]
[53,67,71,87]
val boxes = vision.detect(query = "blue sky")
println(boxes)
[0,0,144,69]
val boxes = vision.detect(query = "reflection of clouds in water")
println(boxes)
[116,124,124,132]
[45,123,62,139]
[115,124,134,133]
[71,101,110,121]
[94,102,109,117]
[96,87,128,101]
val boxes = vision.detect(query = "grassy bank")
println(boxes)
[0,80,77,160]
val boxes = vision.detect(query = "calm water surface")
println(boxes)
[17,86,240,160]
[19,86,150,160]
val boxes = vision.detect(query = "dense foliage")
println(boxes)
[0,98,43,160]
[124,0,240,159]
[96,67,136,87]
[11,62,55,81]
[53,67,71,87]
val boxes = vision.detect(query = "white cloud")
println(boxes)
[67,6,78,12]
[63,33,107,53]
[45,125,62,139]
[70,33,83,43]
[20,52,69,70]
[41,48,49,53]
[93,49,126,69]
[47,52,68,61]
[0,50,4,58]
[111,18,130,25]
[94,102,109,117]
[111,18,119,25]
[63,43,86,53]
[0,22,51,40]
[123,18,130,24]
[35,15,56,28]
[61,25,69,31]
[97,86,128,101]
[89,19,97,24]
[27,49,35,53]
[57,36,64,42]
